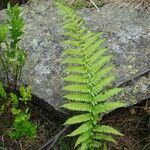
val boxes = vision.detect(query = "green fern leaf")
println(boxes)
[79,26,88,35]
[64,93,91,102]
[67,121,92,137]
[94,133,117,143]
[88,47,108,64]
[63,57,83,65]
[94,125,123,136]
[94,76,115,94]
[64,32,79,40]
[64,113,91,125]
[92,66,112,84]
[90,56,112,74]
[94,88,123,103]
[64,84,90,93]
[62,102,91,112]
[82,31,93,41]
[58,2,126,149]
[63,75,87,83]
[64,66,86,74]
[83,33,102,49]
[62,40,80,47]
[94,102,126,114]
[86,40,106,58]
[91,141,102,148]
[75,132,91,148]
[62,49,80,56]
[80,139,92,150]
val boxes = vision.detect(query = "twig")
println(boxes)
[37,126,69,150]
[130,136,149,150]
[116,68,150,87]
[90,0,100,12]
[142,142,150,150]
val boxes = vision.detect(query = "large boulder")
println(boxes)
[0,0,149,111]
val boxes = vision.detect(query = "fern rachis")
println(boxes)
[57,3,126,150]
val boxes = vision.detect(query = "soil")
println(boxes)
[0,0,29,10]
[103,99,150,150]
[0,97,64,150]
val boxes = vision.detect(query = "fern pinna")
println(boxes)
[57,3,126,150]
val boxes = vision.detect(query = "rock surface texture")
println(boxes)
[0,0,149,111]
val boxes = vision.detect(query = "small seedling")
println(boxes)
[8,86,37,140]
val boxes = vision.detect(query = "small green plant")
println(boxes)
[0,81,7,115]
[57,3,126,150]
[0,3,26,90]
[0,3,36,141]
[9,86,37,140]
[0,81,37,140]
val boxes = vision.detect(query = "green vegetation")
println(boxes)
[9,86,37,140]
[57,3,126,149]
[0,4,37,141]
[0,81,37,140]
[0,3,26,90]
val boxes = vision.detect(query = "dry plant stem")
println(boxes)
[37,126,69,150]
[142,142,150,150]
[90,0,100,12]
[130,136,149,150]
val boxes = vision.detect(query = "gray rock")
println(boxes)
[0,0,149,111]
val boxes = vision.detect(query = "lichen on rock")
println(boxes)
[0,0,149,111]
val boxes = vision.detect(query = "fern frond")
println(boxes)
[64,93,91,102]
[63,22,83,32]
[91,141,102,148]
[63,57,83,65]
[63,75,87,83]
[93,76,115,94]
[64,113,91,125]
[92,66,112,84]
[64,84,90,93]
[82,31,93,40]
[94,88,123,103]
[87,47,108,65]
[94,125,123,136]
[79,26,88,35]
[58,2,125,149]
[94,102,126,114]
[75,132,91,148]
[62,102,91,112]
[62,40,80,47]
[83,33,103,49]
[62,49,80,56]
[64,66,86,74]
[90,56,112,74]
[67,121,92,137]
[80,139,91,150]
[86,40,106,58]
[63,32,79,40]
[94,133,117,143]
